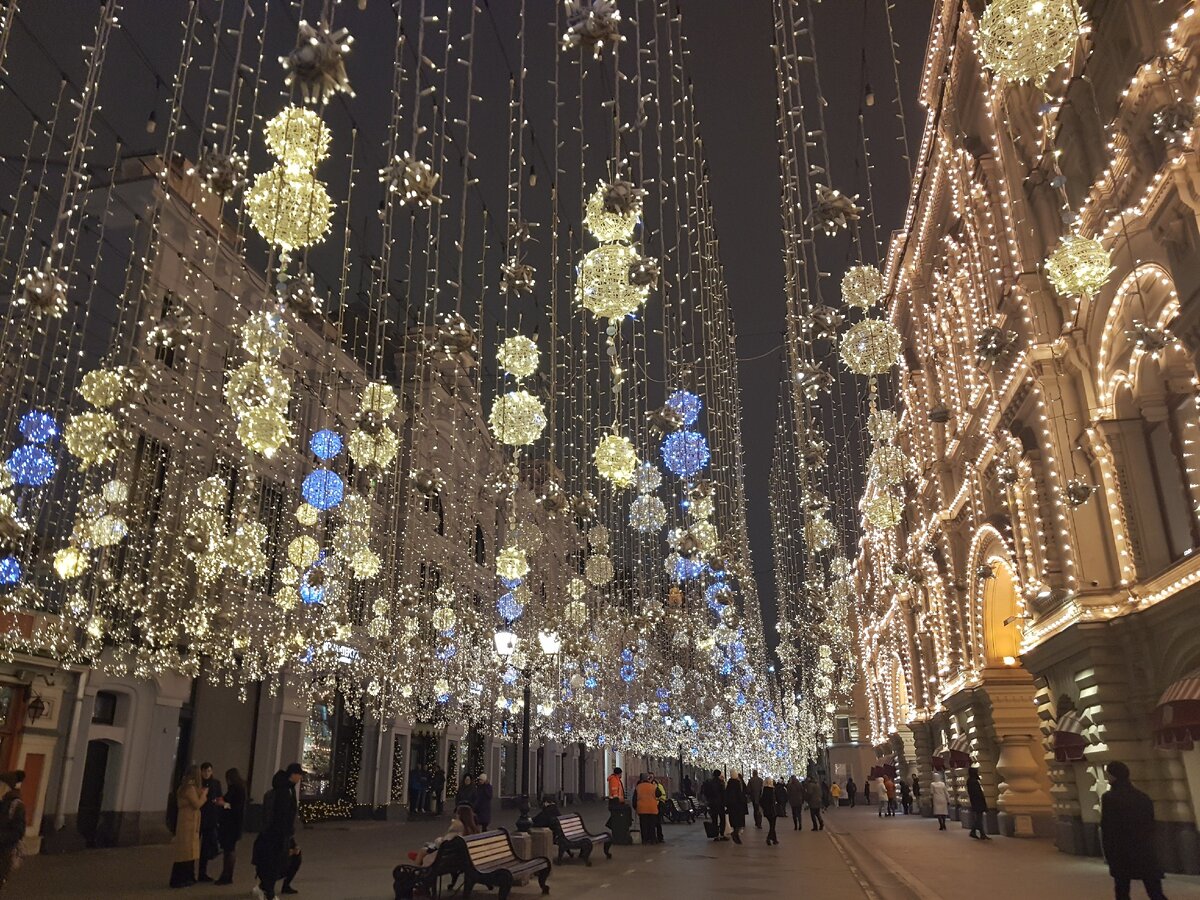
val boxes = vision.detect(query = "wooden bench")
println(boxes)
[456,829,550,900]
[552,812,612,865]
[392,837,468,899]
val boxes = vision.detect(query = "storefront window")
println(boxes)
[301,690,335,801]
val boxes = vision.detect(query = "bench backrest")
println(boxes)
[463,829,517,867]
[557,813,588,838]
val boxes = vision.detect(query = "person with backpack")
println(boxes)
[0,771,26,892]
[253,763,303,899]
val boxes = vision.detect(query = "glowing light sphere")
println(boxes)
[432,606,457,632]
[79,368,128,409]
[594,433,637,487]
[310,429,343,459]
[53,546,88,579]
[841,264,887,309]
[661,430,710,479]
[584,181,641,242]
[1045,233,1114,297]
[222,522,268,577]
[620,664,637,683]
[6,445,56,486]
[350,548,381,580]
[567,577,587,600]
[295,503,320,526]
[667,553,705,582]
[225,362,290,414]
[264,105,332,173]
[64,411,119,469]
[489,390,547,446]
[496,545,529,581]
[245,168,334,252]
[497,592,525,622]
[347,427,398,469]
[977,0,1084,84]
[287,535,321,568]
[840,318,903,375]
[360,381,398,415]
[101,480,128,505]
[197,476,229,509]
[629,494,667,533]
[496,334,539,378]
[302,469,344,510]
[864,491,904,529]
[18,410,57,444]
[706,581,733,611]
[634,461,662,494]
[0,556,21,585]
[299,575,326,605]
[585,554,614,586]
[236,405,291,458]
[805,516,837,551]
[588,525,610,550]
[87,514,128,548]
[867,408,901,444]
[576,244,650,319]
[869,444,911,486]
[510,521,543,553]
[830,555,853,579]
[666,390,703,426]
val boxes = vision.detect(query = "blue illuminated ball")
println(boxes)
[500,576,523,590]
[299,580,325,605]
[19,410,58,444]
[497,592,524,622]
[302,469,344,510]
[666,390,702,427]
[309,429,343,460]
[673,555,705,582]
[619,664,636,683]
[0,556,21,586]
[661,430,710,478]
[6,445,57,486]
[718,659,733,676]
[436,644,457,661]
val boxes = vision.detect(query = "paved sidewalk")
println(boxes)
[825,803,1200,900]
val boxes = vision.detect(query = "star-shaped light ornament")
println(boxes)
[562,0,624,59]
[281,20,354,104]
[809,184,862,236]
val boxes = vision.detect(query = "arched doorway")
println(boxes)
[983,560,1022,666]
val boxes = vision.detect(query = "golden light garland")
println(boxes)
[593,432,638,487]
[841,264,886,309]
[247,105,334,252]
[489,390,547,446]
[976,0,1084,84]
[576,244,650,320]
[496,334,540,378]
[840,318,903,375]
[1044,233,1114,297]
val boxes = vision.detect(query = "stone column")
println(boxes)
[983,667,1054,837]
[907,720,935,816]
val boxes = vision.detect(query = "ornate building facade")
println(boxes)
[854,0,1200,874]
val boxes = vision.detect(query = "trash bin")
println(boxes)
[606,802,633,845]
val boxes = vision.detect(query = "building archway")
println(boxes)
[983,558,1022,666]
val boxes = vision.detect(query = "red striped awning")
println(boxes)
[939,735,971,769]
[1153,669,1200,751]
[1053,711,1091,762]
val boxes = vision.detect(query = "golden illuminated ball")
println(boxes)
[689,518,719,552]
[867,408,901,444]
[584,182,641,242]
[869,444,911,486]
[221,523,268,577]
[510,521,543,552]
[584,554,614,586]
[629,494,667,533]
[489,390,547,447]
[348,427,398,469]
[287,535,320,568]
[197,476,229,510]
[236,405,291,458]
[830,555,852,579]
[64,411,120,469]
[497,334,540,378]
[804,516,837,552]
[350,547,381,580]
[86,514,128,548]
[864,491,904,529]
[195,551,226,584]
[340,493,371,525]
[1044,233,1114,298]
[841,264,886,309]
[53,546,89,579]
[634,461,662,494]
[496,545,530,581]
[225,361,290,414]
[565,600,588,626]
[360,381,398,415]
[593,433,637,488]
[246,168,334,252]
[567,577,587,600]
[264,105,332,172]
[184,508,225,557]
[840,318,903,375]
[977,0,1084,84]
[432,606,457,632]
[101,480,129,506]
[830,579,853,603]
[332,524,370,557]
[295,503,320,526]
[242,311,291,359]
[576,244,650,319]
[79,368,128,409]
[588,524,610,550]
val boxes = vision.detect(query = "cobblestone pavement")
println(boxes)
[15,801,1200,899]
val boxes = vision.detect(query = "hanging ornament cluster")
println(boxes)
[228,311,293,458]
[65,369,128,470]
[561,1,624,59]
[246,106,335,253]
[841,264,886,310]
[1044,233,1114,298]
[577,181,653,320]
[594,432,637,488]
[629,461,667,533]
[976,0,1085,85]
[280,19,354,105]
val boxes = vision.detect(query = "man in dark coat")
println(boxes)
[748,770,764,829]
[724,773,747,844]
[846,776,857,807]
[1101,761,1167,900]
[197,763,223,882]
[700,770,727,841]
[966,767,990,840]
[254,763,303,899]
[431,766,446,815]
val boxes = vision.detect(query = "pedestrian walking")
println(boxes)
[170,765,207,888]
[748,769,764,829]
[456,774,477,811]
[804,777,824,831]
[252,763,304,899]
[215,767,247,885]
[821,780,832,810]
[900,779,913,815]
[682,774,694,797]
[872,773,887,817]
[701,770,727,840]
[787,775,804,830]
[725,772,747,844]
[635,775,659,844]
[408,768,424,813]
[197,762,223,882]
[846,776,857,807]
[652,774,667,843]
[831,781,842,806]
[966,767,990,840]
[911,772,921,801]
[431,766,446,816]
[0,771,26,893]
[885,775,897,816]
[931,773,950,831]
[1101,761,1168,900]
[774,778,788,819]
[761,777,779,845]
[472,773,494,829]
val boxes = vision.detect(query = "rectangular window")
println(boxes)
[835,716,853,744]
[92,691,118,725]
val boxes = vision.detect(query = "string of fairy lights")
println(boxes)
[0,0,786,773]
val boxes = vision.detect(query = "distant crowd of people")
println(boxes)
[692,769,830,845]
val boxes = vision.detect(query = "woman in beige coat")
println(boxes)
[170,766,208,888]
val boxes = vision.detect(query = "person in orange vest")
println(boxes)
[634,775,660,844]
[607,767,626,809]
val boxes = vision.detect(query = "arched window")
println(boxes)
[474,524,486,565]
